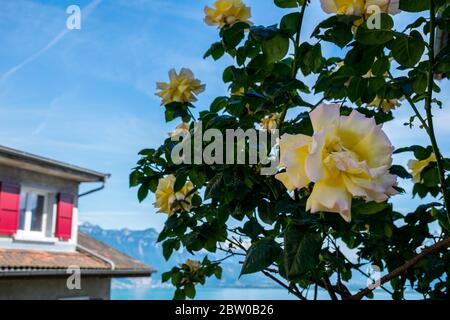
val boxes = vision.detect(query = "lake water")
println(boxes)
[112,287,298,300]
[112,287,421,300]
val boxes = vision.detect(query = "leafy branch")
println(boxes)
[348,237,450,300]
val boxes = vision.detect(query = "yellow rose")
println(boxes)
[408,153,437,183]
[231,87,245,96]
[156,68,205,106]
[366,0,400,14]
[321,0,365,15]
[154,175,195,216]
[367,96,400,113]
[333,61,402,112]
[276,103,398,222]
[204,0,252,28]
[169,122,190,140]
[320,0,400,16]
[184,259,201,273]
[261,113,280,132]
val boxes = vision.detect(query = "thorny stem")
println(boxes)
[314,283,318,300]
[228,233,307,300]
[327,236,394,296]
[424,0,450,226]
[387,71,429,131]
[347,237,450,300]
[279,0,308,129]
[291,0,308,79]
[322,274,338,300]
[262,271,307,300]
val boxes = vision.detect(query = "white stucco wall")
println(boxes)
[0,163,80,252]
[0,277,111,300]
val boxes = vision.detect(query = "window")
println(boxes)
[17,188,53,239]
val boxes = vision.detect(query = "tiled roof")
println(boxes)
[77,232,153,272]
[0,232,155,277]
[0,249,108,270]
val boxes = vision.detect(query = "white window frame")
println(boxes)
[15,187,56,242]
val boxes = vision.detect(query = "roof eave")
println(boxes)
[0,145,109,183]
[0,268,155,279]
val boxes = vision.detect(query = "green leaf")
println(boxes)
[191,194,202,207]
[394,145,433,160]
[222,22,247,49]
[298,43,323,75]
[210,96,228,112]
[240,239,281,276]
[283,225,322,279]
[204,173,223,199]
[250,25,279,41]
[214,267,223,279]
[138,148,156,156]
[355,13,394,45]
[399,0,430,12]
[162,239,179,260]
[372,57,390,76]
[414,146,433,160]
[347,77,368,102]
[262,33,289,63]
[390,165,413,179]
[174,173,188,192]
[412,72,428,94]
[404,17,427,30]
[274,0,303,9]
[204,42,225,60]
[258,200,277,225]
[173,288,186,300]
[129,170,142,187]
[189,168,207,186]
[280,12,300,36]
[148,177,159,193]
[161,271,171,283]
[184,284,196,299]
[352,201,389,216]
[137,183,149,202]
[222,66,238,83]
[241,217,265,241]
[421,164,440,187]
[391,31,425,68]
[312,15,358,48]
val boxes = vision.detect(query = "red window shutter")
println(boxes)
[0,182,21,235]
[55,193,74,240]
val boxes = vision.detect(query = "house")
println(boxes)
[0,145,154,300]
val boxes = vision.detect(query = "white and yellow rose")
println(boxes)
[184,259,201,273]
[154,175,195,216]
[261,113,281,132]
[169,122,190,140]
[276,103,398,222]
[367,96,401,113]
[156,68,205,106]
[320,0,400,16]
[204,0,252,28]
[408,153,437,183]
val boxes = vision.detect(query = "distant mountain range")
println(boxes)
[79,222,274,289]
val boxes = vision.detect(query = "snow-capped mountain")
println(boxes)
[79,222,274,288]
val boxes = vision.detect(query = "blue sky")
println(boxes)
[1,0,449,231]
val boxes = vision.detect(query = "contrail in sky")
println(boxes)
[0,0,102,84]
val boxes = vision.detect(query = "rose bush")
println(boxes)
[131,0,450,300]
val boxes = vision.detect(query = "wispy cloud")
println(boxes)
[0,0,103,84]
